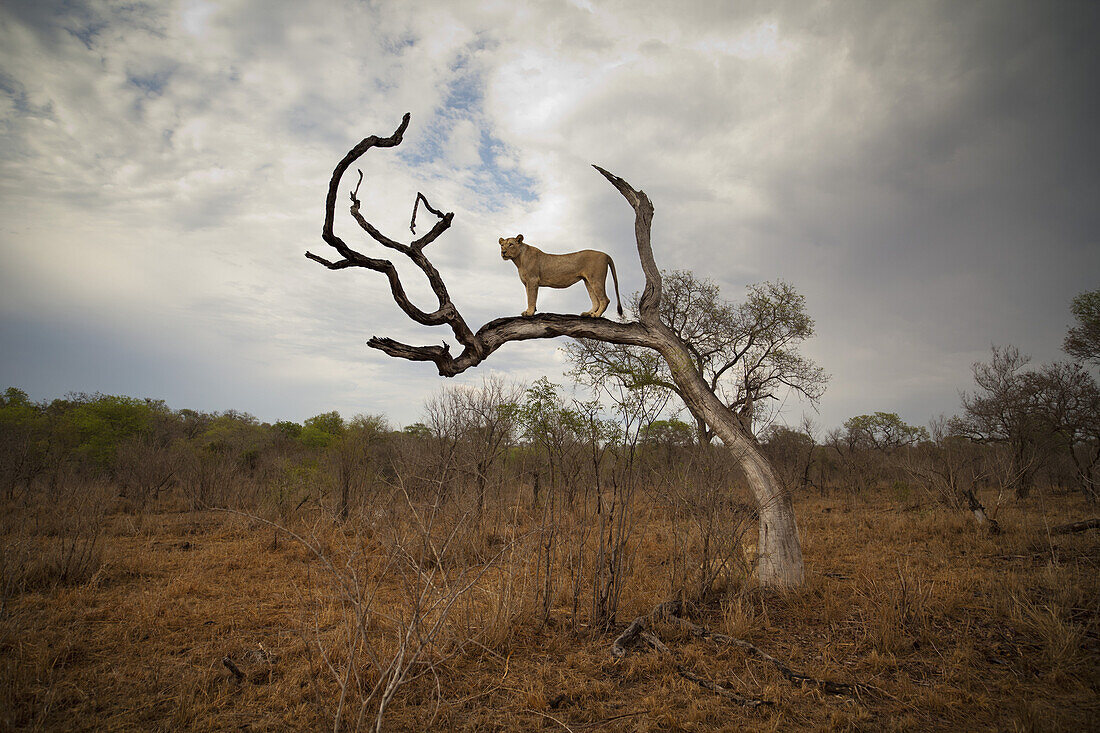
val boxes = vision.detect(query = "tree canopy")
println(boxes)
[565,272,827,443]
[1065,288,1100,365]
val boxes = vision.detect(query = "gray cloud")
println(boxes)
[0,0,1096,430]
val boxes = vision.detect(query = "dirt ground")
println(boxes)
[2,491,1099,732]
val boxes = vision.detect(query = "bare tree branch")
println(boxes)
[592,165,660,320]
[307,113,806,588]
[410,192,445,234]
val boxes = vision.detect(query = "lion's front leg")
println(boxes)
[523,281,538,316]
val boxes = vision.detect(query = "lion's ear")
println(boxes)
[499,237,505,244]
[516,234,524,242]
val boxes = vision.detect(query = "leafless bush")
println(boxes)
[114,434,180,507]
[282,474,529,731]
[902,416,1028,532]
[656,447,754,600]
[181,446,240,509]
[424,378,520,520]
[0,482,108,610]
[762,417,821,493]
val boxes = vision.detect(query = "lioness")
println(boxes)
[499,234,623,318]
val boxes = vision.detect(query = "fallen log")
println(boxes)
[668,613,860,696]
[611,600,863,703]
[1052,518,1100,534]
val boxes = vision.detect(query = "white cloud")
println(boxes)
[0,0,1096,430]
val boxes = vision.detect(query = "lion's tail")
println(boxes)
[609,256,623,319]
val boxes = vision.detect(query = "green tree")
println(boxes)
[300,410,345,449]
[1065,288,1100,366]
[67,394,164,466]
[0,387,47,498]
[182,411,265,507]
[401,422,431,439]
[841,412,929,452]
[330,413,389,519]
[273,420,303,440]
[513,378,583,503]
[565,273,827,443]
[641,418,696,448]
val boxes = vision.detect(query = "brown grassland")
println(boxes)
[2,486,1099,732]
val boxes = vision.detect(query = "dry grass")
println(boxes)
[2,488,1099,732]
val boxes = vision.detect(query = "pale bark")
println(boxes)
[306,114,804,588]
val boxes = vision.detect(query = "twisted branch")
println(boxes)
[410,192,445,234]
[305,114,661,378]
[305,112,805,591]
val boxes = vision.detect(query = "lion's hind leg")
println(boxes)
[582,276,610,318]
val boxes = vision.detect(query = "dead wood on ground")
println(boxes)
[611,599,864,705]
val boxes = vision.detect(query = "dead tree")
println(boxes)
[305,113,804,588]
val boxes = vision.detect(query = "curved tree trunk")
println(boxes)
[306,114,805,588]
[665,345,804,586]
[594,165,803,589]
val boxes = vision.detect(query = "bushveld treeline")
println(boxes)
[3,345,1098,513]
[2,339,1096,595]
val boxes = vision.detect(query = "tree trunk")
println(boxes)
[307,115,805,588]
[602,164,803,589]
[1012,440,1033,499]
[475,464,486,520]
[964,488,1001,534]
[692,414,713,446]
[652,328,804,588]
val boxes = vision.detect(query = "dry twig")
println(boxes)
[612,599,863,705]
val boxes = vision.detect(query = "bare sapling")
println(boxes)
[232,466,524,733]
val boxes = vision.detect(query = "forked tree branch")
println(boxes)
[307,113,806,588]
[305,113,478,353]
[305,113,662,377]
[410,192,444,234]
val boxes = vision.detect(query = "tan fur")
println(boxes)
[499,234,623,318]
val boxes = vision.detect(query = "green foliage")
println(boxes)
[300,411,345,448]
[0,388,41,433]
[641,418,695,447]
[273,420,303,439]
[195,413,264,454]
[565,271,828,441]
[842,412,929,452]
[1,387,34,411]
[1065,288,1100,365]
[347,413,389,438]
[0,388,49,497]
[573,397,622,447]
[513,378,582,444]
[401,422,431,439]
[67,394,164,465]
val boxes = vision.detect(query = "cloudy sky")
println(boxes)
[1,0,1097,432]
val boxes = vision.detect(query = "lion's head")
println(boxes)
[499,234,525,261]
